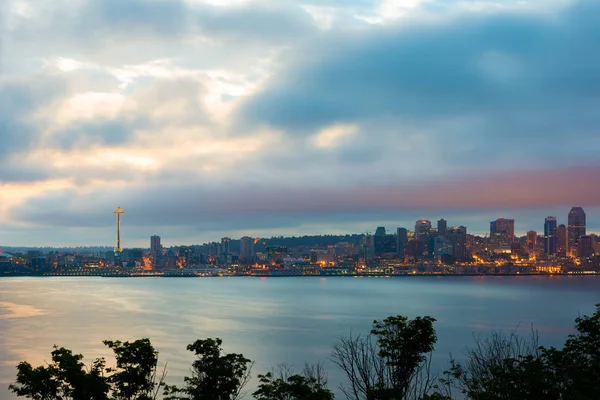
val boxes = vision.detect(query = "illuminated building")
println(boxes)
[568,207,586,254]
[544,217,557,255]
[557,225,568,257]
[491,217,514,245]
[239,236,255,263]
[415,219,432,257]
[415,219,431,242]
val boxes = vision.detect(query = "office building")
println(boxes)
[397,228,408,257]
[150,235,161,255]
[437,219,447,236]
[415,219,431,242]
[526,230,537,251]
[544,217,557,255]
[221,237,231,255]
[579,235,594,260]
[491,217,515,245]
[557,225,568,257]
[239,236,256,263]
[447,226,468,260]
[568,207,586,253]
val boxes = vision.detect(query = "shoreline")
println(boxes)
[1,272,598,278]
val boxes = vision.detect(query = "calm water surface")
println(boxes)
[1,276,599,398]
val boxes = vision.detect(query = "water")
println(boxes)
[1,275,599,399]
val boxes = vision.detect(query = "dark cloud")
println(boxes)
[241,0,600,147]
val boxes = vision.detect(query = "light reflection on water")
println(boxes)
[1,276,599,398]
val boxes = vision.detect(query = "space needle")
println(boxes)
[114,207,124,257]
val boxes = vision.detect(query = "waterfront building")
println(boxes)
[544,217,557,255]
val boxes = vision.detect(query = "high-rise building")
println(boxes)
[239,236,255,263]
[544,217,557,255]
[437,219,447,236]
[557,225,568,257]
[526,230,537,251]
[150,235,161,255]
[221,237,231,255]
[415,219,431,242]
[447,226,467,260]
[396,228,408,256]
[491,217,515,245]
[578,235,594,260]
[568,207,586,254]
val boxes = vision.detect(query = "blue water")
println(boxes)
[1,275,599,398]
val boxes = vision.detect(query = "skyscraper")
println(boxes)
[491,217,514,245]
[396,228,408,257]
[568,207,586,254]
[437,219,447,236]
[557,225,568,257]
[578,235,594,260]
[221,237,231,255]
[526,230,537,251]
[239,236,255,263]
[447,226,467,260]
[415,219,431,241]
[544,217,557,255]
[150,235,161,255]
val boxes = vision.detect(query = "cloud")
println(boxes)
[241,0,600,156]
[1,0,600,246]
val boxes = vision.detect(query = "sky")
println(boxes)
[1,0,600,247]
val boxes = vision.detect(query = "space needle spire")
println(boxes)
[114,207,124,254]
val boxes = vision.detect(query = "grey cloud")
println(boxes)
[240,0,600,149]
[0,77,66,161]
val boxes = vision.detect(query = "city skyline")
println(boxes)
[2,0,600,247]
[1,206,596,250]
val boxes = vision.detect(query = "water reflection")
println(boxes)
[0,276,599,399]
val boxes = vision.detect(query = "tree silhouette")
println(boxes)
[163,338,252,400]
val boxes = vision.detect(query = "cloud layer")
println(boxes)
[1,0,599,246]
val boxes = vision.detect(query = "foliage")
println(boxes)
[332,315,437,400]
[443,304,600,400]
[253,363,333,400]
[103,339,164,400]
[9,346,109,400]
[163,338,252,400]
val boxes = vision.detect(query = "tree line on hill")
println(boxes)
[8,304,600,400]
